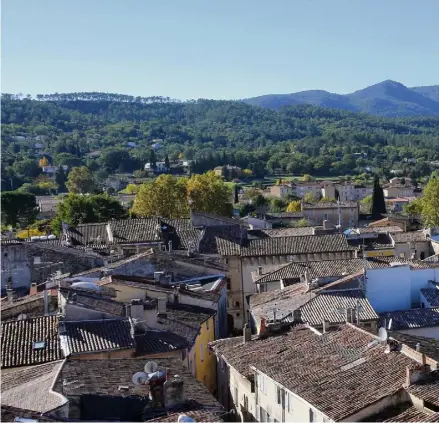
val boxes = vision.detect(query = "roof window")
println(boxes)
[32,341,46,350]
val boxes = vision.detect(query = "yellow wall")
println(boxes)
[364,249,395,257]
[194,315,217,394]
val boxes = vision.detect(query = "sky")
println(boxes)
[2,0,439,100]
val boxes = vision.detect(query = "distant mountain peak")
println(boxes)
[243,80,439,117]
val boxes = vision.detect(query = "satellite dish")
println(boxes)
[388,318,393,330]
[71,282,102,292]
[17,313,27,321]
[132,372,148,386]
[378,327,388,342]
[144,361,158,373]
[177,415,196,423]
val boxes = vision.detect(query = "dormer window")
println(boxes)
[33,341,46,350]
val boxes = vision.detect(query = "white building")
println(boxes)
[144,161,168,172]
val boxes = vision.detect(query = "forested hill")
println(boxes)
[2,93,439,191]
[243,80,439,117]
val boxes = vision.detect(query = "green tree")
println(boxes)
[269,198,287,213]
[52,193,126,234]
[149,149,157,170]
[164,154,170,172]
[360,194,373,214]
[371,176,386,217]
[420,177,439,226]
[303,192,319,203]
[295,218,310,227]
[66,166,96,194]
[1,191,38,227]
[301,174,314,182]
[55,166,67,192]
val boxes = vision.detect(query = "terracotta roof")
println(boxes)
[55,357,222,410]
[197,225,243,255]
[1,292,45,321]
[1,405,57,422]
[134,330,188,355]
[390,231,428,243]
[357,226,403,234]
[1,315,63,368]
[254,227,315,237]
[316,271,364,292]
[254,258,364,284]
[302,201,358,209]
[298,289,379,325]
[407,371,439,407]
[63,319,134,355]
[73,292,126,316]
[372,404,434,422]
[210,324,415,421]
[379,308,439,330]
[65,222,109,246]
[240,234,355,258]
[249,284,314,322]
[388,332,439,363]
[366,256,434,269]
[1,361,67,413]
[263,212,304,219]
[421,288,439,307]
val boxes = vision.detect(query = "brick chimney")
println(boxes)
[164,374,184,408]
[243,323,252,343]
[259,317,267,334]
[405,364,431,387]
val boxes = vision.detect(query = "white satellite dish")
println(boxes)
[177,415,196,423]
[17,313,27,321]
[132,371,148,386]
[144,361,158,373]
[378,327,388,342]
[388,318,393,330]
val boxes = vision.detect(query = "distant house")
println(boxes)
[269,184,293,199]
[334,181,373,202]
[144,161,168,173]
[42,165,68,175]
[301,201,359,228]
[214,165,242,180]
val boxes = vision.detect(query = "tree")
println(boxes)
[371,176,386,217]
[1,191,38,227]
[302,174,314,182]
[39,156,49,167]
[320,196,336,202]
[35,175,58,194]
[403,199,423,219]
[295,218,310,227]
[360,194,373,214]
[420,177,439,226]
[149,149,157,170]
[234,184,239,204]
[186,171,233,216]
[164,154,170,172]
[66,166,96,194]
[52,193,126,234]
[286,200,301,212]
[132,174,189,218]
[55,166,67,192]
[269,198,287,213]
[242,169,253,178]
[303,192,319,203]
[123,183,139,194]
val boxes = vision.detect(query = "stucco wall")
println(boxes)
[399,326,439,340]
[195,316,217,394]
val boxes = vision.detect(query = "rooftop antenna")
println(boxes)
[132,371,148,386]
[144,361,158,374]
[388,318,393,331]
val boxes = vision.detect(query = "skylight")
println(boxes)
[32,341,46,350]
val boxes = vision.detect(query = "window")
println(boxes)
[226,278,231,290]
[200,343,204,361]
[234,386,238,403]
[206,319,209,330]
[323,213,328,221]
[235,301,240,307]
[276,386,282,404]
[309,408,315,423]
[32,341,46,350]
[259,374,267,394]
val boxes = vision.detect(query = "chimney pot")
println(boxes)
[165,375,184,408]
[416,343,421,353]
[168,240,173,253]
[243,323,251,343]
[257,266,263,276]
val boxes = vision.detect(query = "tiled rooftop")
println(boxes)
[352,226,403,234]
[253,258,364,284]
[1,315,63,368]
[366,256,435,269]
[263,211,304,219]
[407,371,439,407]
[388,332,439,363]
[1,361,67,414]
[64,222,109,246]
[63,319,134,355]
[390,231,428,243]
[55,357,222,410]
[72,291,126,316]
[421,288,439,307]
[254,227,315,237]
[302,201,358,209]
[210,324,416,421]
[379,307,439,330]
[372,404,434,422]
[134,330,188,356]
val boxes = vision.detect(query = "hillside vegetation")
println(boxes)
[2,93,439,192]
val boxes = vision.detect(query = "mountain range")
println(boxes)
[243,80,439,117]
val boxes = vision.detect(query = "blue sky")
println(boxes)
[2,0,438,99]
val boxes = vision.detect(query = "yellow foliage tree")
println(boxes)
[320,196,336,202]
[303,192,318,203]
[39,156,49,167]
[286,200,301,212]
[242,169,253,178]
[301,174,314,182]
[123,183,139,194]
[132,171,233,218]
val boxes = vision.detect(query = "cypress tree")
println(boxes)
[371,176,386,217]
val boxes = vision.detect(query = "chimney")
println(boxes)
[130,299,144,320]
[293,309,302,323]
[259,317,267,334]
[6,288,14,303]
[173,285,179,304]
[243,323,251,343]
[30,282,38,296]
[405,364,431,387]
[59,315,67,335]
[164,374,184,408]
[43,290,49,315]
[168,241,173,253]
[157,297,167,317]
[323,220,328,230]
[322,320,329,334]
[273,308,277,323]
[416,343,421,353]
[257,266,263,276]
[165,274,172,285]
